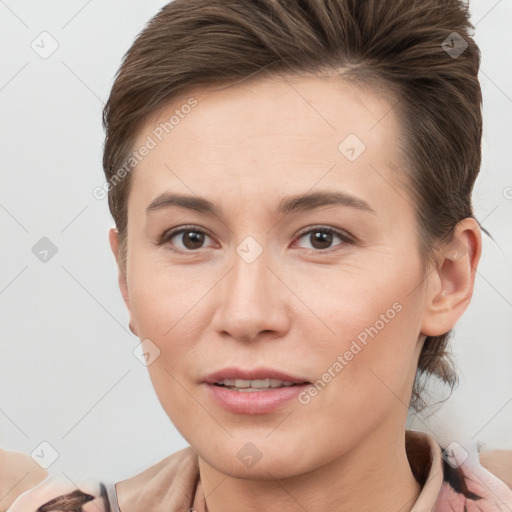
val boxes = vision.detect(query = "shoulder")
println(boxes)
[1,446,199,512]
[434,442,512,510]
[404,431,512,511]
[0,448,48,511]
[1,448,115,512]
[115,446,199,512]
[4,476,113,512]
[479,449,512,489]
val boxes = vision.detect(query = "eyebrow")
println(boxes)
[146,191,376,217]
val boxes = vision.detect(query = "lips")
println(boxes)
[215,378,297,391]
[203,367,310,386]
[203,367,311,414]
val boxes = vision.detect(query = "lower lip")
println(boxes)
[205,383,309,414]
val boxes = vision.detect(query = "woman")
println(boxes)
[4,0,512,510]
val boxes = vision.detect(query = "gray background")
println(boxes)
[1,0,511,483]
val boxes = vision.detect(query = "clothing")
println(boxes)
[6,430,512,511]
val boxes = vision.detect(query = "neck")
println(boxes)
[198,420,422,512]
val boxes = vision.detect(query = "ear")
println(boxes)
[109,228,138,337]
[421,218,482,337]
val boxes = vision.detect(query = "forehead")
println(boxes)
[139,74,400,154]
[129,74,406,216]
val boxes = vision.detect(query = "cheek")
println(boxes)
[127,249,214,338]
[295,297,423,463]
[126,257,214,414]
[294,256,426,409]
[288,250,424,352]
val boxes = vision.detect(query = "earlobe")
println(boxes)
[420,218,482,337]
[108,228,139,337]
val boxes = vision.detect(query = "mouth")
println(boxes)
[213,378,308,392]
[203,368,312,414]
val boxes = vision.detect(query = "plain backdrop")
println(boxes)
[1,0,511,483]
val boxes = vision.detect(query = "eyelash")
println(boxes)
[158,225,355,254]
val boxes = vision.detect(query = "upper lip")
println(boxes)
[204,367,310,384]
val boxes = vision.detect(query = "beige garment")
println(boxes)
[5,431,512,511]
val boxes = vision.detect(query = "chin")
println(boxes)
[195,435,324,480]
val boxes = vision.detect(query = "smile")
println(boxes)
[214,378,299,391]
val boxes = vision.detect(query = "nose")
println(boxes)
[210,244,291,343]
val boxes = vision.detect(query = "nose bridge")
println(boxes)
[211,236,288,341]
[227,238,273,310]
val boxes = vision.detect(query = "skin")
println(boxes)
[109,74,482,512]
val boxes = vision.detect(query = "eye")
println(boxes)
[294,226,352,252]
[159,226,215,252]
[159,225,353,253]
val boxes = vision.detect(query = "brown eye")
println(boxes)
[295,227,350,252]
[310,230,334,250]
[178,230,206,250]
[160,227,213,252]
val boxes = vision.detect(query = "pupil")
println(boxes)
[311,231,332,249]
[184,231,204,249]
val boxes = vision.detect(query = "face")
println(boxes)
[114,74,435,479]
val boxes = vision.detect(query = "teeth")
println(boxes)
[215,378,297,390]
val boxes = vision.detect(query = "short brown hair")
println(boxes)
[102,0,483,412]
